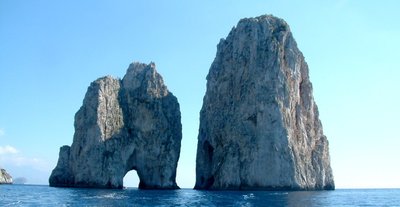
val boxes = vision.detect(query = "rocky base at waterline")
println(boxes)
[0,168,13,184]
[49,62,182,189]
[195,15,335,190]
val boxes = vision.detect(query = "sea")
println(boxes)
[1,185,399,206]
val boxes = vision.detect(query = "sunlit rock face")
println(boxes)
[195,15,334,190]
[49,62,182,189]
[0,168,13,184]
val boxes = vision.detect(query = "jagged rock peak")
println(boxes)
[122,62,169,98]
[0,168,13,184]
[239,14,287,25]
[195,15,334,190]
[49,62,182,189]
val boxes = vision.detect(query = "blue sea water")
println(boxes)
[1,185,399,206]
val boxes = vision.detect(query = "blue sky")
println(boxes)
[1,0,399,188]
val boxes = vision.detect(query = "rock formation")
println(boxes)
[0,168,13,184]
[49,62,182,189]
[195,15,334,190]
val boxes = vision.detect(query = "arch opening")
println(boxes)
[123,170,140,188]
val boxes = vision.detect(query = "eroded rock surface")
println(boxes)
[0,168,12,184]
[49,62,181,189]
[195,15,334,190]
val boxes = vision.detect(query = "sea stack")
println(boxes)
[0,168,13,184]
[195,15,334,190]
[49,62,182,189]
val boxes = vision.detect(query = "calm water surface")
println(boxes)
[1,185,399,206]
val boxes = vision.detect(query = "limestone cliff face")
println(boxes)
[49,62,182,189]
[195,15,334,190]
[0,168,13,184]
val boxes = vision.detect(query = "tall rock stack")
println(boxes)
[195,15,334,190]
[49,62,182,189]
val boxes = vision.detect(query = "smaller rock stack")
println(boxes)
[49,62,182,189]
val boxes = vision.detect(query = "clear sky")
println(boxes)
[1,0,399,189]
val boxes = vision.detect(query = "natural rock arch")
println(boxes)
[49,62,181,189]
[123,169,139,188]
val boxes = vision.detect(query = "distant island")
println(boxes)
[0,168,13,184]
[13,177,28,184]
